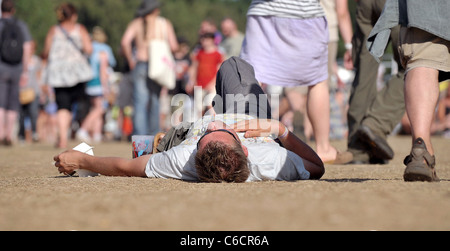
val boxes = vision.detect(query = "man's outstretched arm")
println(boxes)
[54,150,150,177]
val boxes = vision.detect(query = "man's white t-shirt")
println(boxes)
[145,114,310,182]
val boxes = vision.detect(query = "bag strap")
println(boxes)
[148,17,168,42]
[158,17,168,40]
[1,17,17,26]
[0,18,17,36]
[59,25,85,56]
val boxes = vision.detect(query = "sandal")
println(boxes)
[403,138,440,182]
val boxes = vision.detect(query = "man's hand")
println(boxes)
[54,150,87,175]
[343,49,353,70]
[232,119,286,138]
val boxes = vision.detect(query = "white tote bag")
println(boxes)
[148,17,176,90]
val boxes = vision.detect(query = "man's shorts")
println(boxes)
[399,27,450,74]
[0,65,21,111]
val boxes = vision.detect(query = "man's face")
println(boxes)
[221,19,234,37]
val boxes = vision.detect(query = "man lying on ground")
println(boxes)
[54,57,325,182]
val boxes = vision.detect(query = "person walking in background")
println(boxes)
[368,0,450,181]
[335,0,405,164]
[186,32,225,118]
[240,0,343,164]
[170,37,192,124]
[220,17,245,59]
[36,80,59,145]
[36,54,58,145]
[42,3,93,149]
[76,26,116,144]
[18,40,42,143]
[320,0,353,140]
[173,37,191,97]
[114,47,134,142]
[0,0,33,146]
[121,0,178,136]
[286,0,354,143]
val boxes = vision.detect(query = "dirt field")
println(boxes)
[1,135,449,231]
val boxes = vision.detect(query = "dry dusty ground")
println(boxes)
[0,136,449,231]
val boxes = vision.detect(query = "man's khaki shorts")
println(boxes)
[399,27,450,73]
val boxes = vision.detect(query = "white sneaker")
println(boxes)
[76,129,91,143]
[93,133,102,143]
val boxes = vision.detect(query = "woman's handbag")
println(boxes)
[148,18,176,90]
[19,88,36,105]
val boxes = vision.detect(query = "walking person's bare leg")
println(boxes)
[404,67,440,155]
[307,80,337,163]
[57,109,72,149]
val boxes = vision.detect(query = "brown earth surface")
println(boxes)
[1,136,449,231]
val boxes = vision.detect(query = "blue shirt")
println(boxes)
[88,41,116,80]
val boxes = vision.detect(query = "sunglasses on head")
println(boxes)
[196,129,239,150]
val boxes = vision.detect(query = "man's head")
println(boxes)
[221,18,238,37]
[195,121,249,183]
[1,0,15,15]
[199,19,217,35]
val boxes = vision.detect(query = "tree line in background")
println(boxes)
[13,0,356,71]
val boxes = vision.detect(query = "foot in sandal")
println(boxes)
[403,138,440,182]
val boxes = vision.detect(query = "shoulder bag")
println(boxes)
[148,17,176,90]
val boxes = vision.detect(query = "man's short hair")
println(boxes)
[195,140,249,183]
[1,0,15,13]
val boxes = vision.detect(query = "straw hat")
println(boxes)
[136,0,161,17]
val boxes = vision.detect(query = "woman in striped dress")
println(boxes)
[240,0,343,164]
